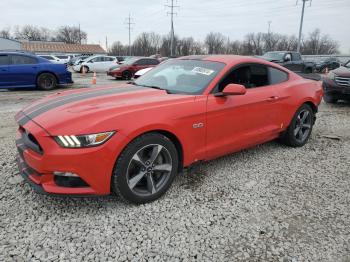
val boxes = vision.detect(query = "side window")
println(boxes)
[0,55,9,65]
[137,59,147,65]
[268,67,289,85]
[218,64,269,91]
[41,56,54,60]
[149,59,160,65]
[106,57,115,61]
[11,55,37,65]
[292,53,301,61]
[92,57,103,62]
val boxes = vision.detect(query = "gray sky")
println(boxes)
[1,0,349,53]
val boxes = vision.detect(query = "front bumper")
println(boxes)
[15,117,128,196]
[107,70,122,78]
[322,78,350,96]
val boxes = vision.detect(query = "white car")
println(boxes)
[38,55,65,64]
[73,55,118,73]
[54,55,72,64]
[133,67,153,79]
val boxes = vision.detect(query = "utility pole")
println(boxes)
[268,21,272,35]
[78,23,81,45]
[105,36,108,52]
[165,0,179,57]
[297,0,312,53]
[267,21,272,51]
[125,14,134,56]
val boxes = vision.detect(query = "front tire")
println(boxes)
[280,104,314,147]
[122,70,132,80]
[37,73,57,90]
[112,133,179,204]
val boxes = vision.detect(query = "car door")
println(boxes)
[0,54,11,87]
[205,64,282,159]
[8,55,39,87]
[134,59,150,73]
[101,57,116,71]
[291,53,304,72]
[88,56,103,72]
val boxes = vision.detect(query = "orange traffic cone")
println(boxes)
[92,72,97,85]
[81,66,86,75]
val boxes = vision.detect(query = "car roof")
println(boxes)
[178,55,293,71]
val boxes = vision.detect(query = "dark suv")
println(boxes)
[315,57,341,73]
[107,57,159,79]
[322,60,350,103]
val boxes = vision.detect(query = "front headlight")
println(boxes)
[54,131,115,148]
[327,71,336,80]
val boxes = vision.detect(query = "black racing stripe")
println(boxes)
[23,87,121,115]
[17,114,32,126]
[20,86,146,126]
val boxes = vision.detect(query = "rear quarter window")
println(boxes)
[268,67,289,85]
[11,55,37,65]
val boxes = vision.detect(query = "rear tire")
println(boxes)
[112,133,179,204]
[36,73,57,91]
[323,94,338,104]
[280,104,314,147]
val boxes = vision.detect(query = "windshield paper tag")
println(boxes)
[192,67,215,76]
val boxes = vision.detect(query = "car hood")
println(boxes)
[332,66,350,77]
[16,85,195,135]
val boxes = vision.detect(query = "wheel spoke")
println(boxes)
[298,129,303,139]
[153,164,172,172]
[301,111,309,123]
[128,171,147,189]
[294,126,301,136]
[302,123,311,129]
[149,145,163,164]
[132,153,146,167]
[146,174,156,194]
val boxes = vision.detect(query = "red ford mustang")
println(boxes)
[15,55,323,203]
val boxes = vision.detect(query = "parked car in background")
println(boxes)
[68,55,91,66]
[107,57,160,79]
[0,51,73,90]
[73,55,118,73]
[38,55,65,64]
[315,57,341,73]
[133,67,153,79]
[54,55,72,64]
[15,55,323,203]
[322,60,350,103]
[260,51,315,73]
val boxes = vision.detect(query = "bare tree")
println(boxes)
[302,29,339,55]
[55,26,87,44]
[14,25,51,41]
[0,27,11,39]
[205,32,225,54]
[108,41,128,56]
[133,32,161,56]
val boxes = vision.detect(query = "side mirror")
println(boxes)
[284,56,291,62]
[215,84,247,97]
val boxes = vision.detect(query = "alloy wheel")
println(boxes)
[294,109,312,143]
[126,144,173,196]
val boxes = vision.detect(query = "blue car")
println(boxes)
[0,51,73,90]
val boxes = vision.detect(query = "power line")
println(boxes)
[165,0,179,57]
[296,0,312,53]
[124,13,135,56]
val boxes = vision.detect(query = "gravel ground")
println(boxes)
[0,78,349,261]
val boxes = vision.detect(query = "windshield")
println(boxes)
[123,57,140,65]
[134,59,225,94]
[262,52,285,60]
[344,60,350,68]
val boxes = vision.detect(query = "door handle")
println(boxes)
[267,96,279,102]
